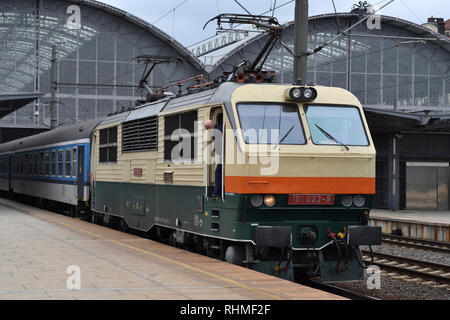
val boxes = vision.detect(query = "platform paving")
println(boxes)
[370,209,450,242]
[0,199,345,300]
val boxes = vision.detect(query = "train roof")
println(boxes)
[97,81,243,129]
[0,117,105,155]
[96,82,361,132]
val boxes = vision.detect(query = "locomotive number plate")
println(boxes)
[288,194,335,205]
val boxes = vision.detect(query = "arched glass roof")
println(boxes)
[209,13,450,114]
[0,0,205,128]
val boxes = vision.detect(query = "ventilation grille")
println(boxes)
[122,116,158,152]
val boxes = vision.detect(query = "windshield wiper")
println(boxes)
[274,125,295,149]
[314,124,349,151]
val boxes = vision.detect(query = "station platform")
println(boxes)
[369,209,450,242]
[0,199,344,300]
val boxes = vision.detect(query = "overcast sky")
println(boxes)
[99,0,449,48]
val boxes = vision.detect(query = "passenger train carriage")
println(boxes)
[0,118,102,216]
[0,82,381,282]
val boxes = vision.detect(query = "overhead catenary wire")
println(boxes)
[233,0,253,15]
[185,0,295,49]
[153,0,188,25]
[399,0,424,25]
[58,63,145,103]
[331,0,342,31]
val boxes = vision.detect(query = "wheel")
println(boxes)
[68,207,76,218]
[120,219,130,233]
[293,267,308,282]
[102,214,111,227]
[225,245,244,265]
[91,212,98,224]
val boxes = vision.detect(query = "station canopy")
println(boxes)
[0,0,205,128]
[206,12,450,116]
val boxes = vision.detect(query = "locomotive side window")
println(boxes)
[237,103,306,145]
[164,110,197,162]
[99,127,118,163]
[304,105,369,146]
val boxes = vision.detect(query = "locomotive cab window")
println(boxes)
[164,110,197,162]
[237,103,306,145]
[304,105,369,146]
[99,126,118,163]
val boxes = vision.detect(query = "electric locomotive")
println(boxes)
[90,81,381,282]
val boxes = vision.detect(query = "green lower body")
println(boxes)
[92,181,372,282]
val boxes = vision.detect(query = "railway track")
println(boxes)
[382,234,450,254]
[363,251,450,288]
[300,279,380,300]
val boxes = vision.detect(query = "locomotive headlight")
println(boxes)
[264,195,276,207]
[286,87,318,102]
[341,195,353,207]
[303,88,314,99]
[291,87,302,99]
[251,195,263,207]
[353,195,366,207]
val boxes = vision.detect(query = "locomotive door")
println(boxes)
[206,107,224,199]
[77,146,85,200]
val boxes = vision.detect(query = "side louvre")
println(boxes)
[122,116,158,152]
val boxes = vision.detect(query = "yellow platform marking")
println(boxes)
[1,201,284,300]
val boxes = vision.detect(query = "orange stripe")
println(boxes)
[225,176,375,194]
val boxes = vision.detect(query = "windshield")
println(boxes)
[237,103,305,145]
[305,105,369,146]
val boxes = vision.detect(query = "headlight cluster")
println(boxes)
[286,86,318,102]
[341,195,366,207]
[251,195,276,207]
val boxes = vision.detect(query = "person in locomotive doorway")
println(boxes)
[204,117,222,199]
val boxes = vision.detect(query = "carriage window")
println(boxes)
[164,110,197,162]
[29,154,33,175]
[45,152,50,176]
[20,156,24,174]
[65,149,71,178]
[34,153,38,175]
[58,150,63,177]
[304,105,369,146]
[99,127,118,163]
[237,103,305,145]
[51,151,56,176]
[39,153,44,175]
[23,155,28,175]
[72,148,77,177]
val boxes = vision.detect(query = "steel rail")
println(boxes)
[363,251,450,285]
[382,234,450,254]
[300,279,381,300]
